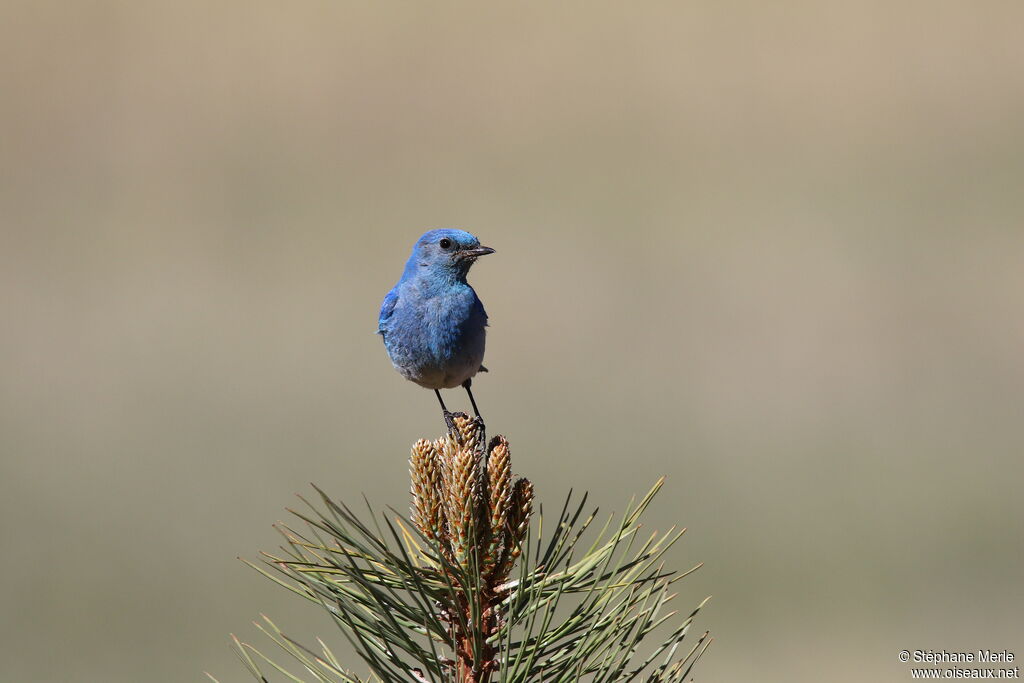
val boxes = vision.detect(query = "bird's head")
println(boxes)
[406,229,494,281]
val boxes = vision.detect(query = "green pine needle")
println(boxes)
[226,479,708,682]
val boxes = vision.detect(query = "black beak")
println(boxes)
[462,246,495,258]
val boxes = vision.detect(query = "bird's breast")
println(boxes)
[382,286,486,389]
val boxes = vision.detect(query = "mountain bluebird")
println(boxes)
[378,229,494,428]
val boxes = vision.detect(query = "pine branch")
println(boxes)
[221,414,710,682]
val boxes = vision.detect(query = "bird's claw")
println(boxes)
[443,410,458,435]
[472,415,486,455]
[441,412,487,454]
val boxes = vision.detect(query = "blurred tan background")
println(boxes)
[2,2,1023,681]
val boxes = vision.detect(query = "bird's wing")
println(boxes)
[377,288,399,335]
[472,291,488,326]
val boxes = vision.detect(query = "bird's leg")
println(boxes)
[462,378,484,421]
[462,379,486,450]
[435,389,457,434]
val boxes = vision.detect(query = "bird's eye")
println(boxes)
[439,238,453,249]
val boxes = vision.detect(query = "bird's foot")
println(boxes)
[441,412,487,454]
[442,410,458,435]
[471,415,486,455]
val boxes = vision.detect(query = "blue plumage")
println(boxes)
[379,229,494,422]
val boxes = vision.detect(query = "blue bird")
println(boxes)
[378,229,495,429]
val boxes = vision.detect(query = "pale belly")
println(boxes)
[384,322,486,390]
[400,353,482,390]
